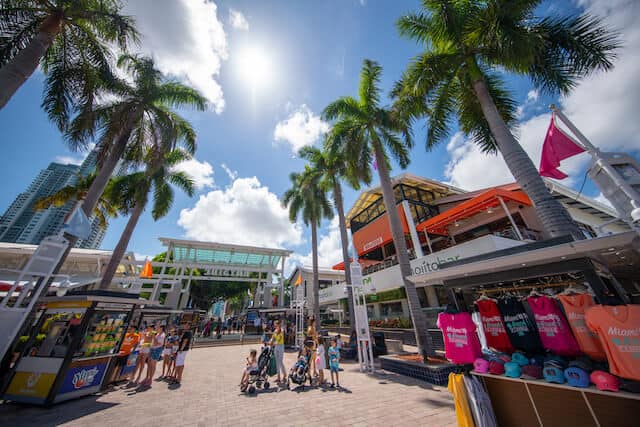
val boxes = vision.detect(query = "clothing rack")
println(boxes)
[477,281,581,295]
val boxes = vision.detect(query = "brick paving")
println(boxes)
[0,345,457,426]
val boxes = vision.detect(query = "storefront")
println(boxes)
[3,293,138,405]
[409,231,640,426]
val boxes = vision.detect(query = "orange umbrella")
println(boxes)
[140,260,154,279]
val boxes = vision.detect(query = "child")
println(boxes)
[328,338,340,388]
[240,349,258,391]
[315,339,326,386]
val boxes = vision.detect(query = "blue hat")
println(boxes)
[511,352,529,367]
[564,367,590,388]
[504,362,522,378]
[543,366,565,384]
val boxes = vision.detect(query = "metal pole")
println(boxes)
[402,200,424,258]
[498,196,524,240]
[424,230,433,254]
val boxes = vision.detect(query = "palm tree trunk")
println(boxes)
[470,76,584,241]
[0,15,62,109]
[333,180,356,327]
[372,140,435,359]
[99,201,146,289]
[311,221,320,323]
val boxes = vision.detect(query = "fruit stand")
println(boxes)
[3,293,139,405]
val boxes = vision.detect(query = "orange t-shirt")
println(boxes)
[585,305,640,381]
[557,294,606,361]
[119,332,140,355]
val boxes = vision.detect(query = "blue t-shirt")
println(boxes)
[328,347,340,367]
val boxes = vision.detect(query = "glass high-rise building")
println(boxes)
[0,149,120,248]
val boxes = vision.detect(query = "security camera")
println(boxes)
[631,200,640,223]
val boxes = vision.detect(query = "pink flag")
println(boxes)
[539,115,585,179]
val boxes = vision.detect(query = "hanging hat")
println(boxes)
[489,361,505,375]
[505,362,522,378]
[564,367,590,388]
[473,358,489,373]
[590,371,620,392]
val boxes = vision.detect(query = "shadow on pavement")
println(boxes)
[0,397,118,427]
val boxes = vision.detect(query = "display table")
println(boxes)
[472,372,640,427]
[4,293,138,405]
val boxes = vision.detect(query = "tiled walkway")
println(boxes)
[0,345,457,426]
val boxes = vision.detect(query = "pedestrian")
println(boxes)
[215,317,222,339]
[328,338,341,388]
[145,324,164,386]
[162,328,177,379]
[315,337,326,386]
[133,324,152,385]
[271,321,286,384]
[173,323,192,385]
[240,349,258,392]
[336,334,343,361]
[306,316,318,377]
[261,324,271,347]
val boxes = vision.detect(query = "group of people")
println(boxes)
[119,322,193,388]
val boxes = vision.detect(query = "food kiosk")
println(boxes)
[3,292,139,405]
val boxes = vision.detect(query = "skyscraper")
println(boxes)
[0,149,121,248]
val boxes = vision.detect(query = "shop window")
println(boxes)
[24,310,85,358]
[366,305,375,318]
[577,222,597,238]
[380,301,403,317]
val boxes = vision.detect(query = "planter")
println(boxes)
[379,354,464,386]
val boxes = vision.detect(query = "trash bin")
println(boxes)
[372,332,387,356]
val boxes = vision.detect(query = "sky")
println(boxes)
[1,0,639,276]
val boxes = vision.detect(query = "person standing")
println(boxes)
[315,338,326,386]
[328,338,341,388]
[162,328,177,379]
[271,321,286,384]
[306,316,318,378]
[133,324,152,385]
[173,323,192,385]
[145,324,165,386]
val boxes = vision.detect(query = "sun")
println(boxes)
[236,45,274,93]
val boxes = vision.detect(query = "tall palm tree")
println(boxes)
[0,0,138,114]
[394,0,620,241]
[298,142,370,327]
[98,147,195,290]
[282,167,334,322]
[33,172,118,230]
[323,59,435,359]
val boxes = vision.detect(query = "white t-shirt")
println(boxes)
[153,332,165,348]
[336,338,342,350]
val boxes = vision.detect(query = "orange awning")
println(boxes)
[332,258,382,271]
[416,188,531,236]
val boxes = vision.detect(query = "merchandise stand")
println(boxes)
[3,293,139,405]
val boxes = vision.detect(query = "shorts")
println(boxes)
[150,347,163,361]
[176,351,188,367]
[140,346,151,354]
[330,364,339,373]
[162,348,172,356]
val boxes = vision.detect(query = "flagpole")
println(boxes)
[549,104,598,154]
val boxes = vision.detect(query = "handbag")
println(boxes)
[268,354,277,376]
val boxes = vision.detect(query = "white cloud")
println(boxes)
[54,155,84,166]
[172,158,214,190]
[445,0,640,191]
[123,0,228,113]
[287,217,344,274]
[229,9,249,31]
[527,89,539,102]
[177,176,303,247]
[220,163,238,180]
[274,104,330,153]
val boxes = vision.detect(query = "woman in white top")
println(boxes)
[144,324,165,386]
[315,339,326,386]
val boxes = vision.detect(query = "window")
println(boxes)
[380,301,403,317]
[577,222,597,238]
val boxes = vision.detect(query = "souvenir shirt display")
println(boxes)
[475,299,514,353]
[497,297,543,354]
[437,311,483,364]
[557,293,606,361]
[527,295,580,357]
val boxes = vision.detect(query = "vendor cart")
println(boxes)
[3,292,139,405]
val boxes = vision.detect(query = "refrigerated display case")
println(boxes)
[3,293,139,405]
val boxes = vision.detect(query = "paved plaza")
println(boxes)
[1,344,457,427]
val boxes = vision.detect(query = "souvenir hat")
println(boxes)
[489,361,505,375]
[504,362,522,378]
[590,371,619,392]
[564,367,590,388]
[569,357,593,373]
[620,379,640,394]
[473,358,489,373]
[544,355,567,368]
[521,365,543,380]
[543,366,565,384]
[511,352,529,367]
[529,355,545,367]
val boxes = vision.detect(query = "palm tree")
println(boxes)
[98,147,195,290]
[0,0,138,114]
[33,172,118,230]
[298,143,370,327]
[394,0,620,240]
[282,167,334,322]
[323,59,435,359]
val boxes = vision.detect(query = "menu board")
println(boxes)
[76,311,127,358]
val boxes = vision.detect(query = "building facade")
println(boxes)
[0,149,121,249]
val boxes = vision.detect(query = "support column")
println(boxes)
[423,231,433,254]
[498,196,523,240]
[264,272,273,308]
[279,256,286,307]
[150,243,172,302]
[402,200,424,258]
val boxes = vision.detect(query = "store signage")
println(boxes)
[58,362,107,394]
[5,371,57,399]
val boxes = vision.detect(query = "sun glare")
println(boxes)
[236,45,274,93]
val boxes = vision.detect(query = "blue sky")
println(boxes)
[1,0,638,273]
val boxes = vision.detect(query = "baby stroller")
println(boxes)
[242,345,274,394]
[287,349,312,389]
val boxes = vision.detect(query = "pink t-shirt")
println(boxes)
[437,312,482,364]
[527,296,580,357]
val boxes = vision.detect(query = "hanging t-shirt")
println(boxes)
[437,312,482,364]
[448,373,475,427]
[475,299,514,354]
[527,295,580,357]
[585,305,640,381]
[497,297,543,354]
[557,294,607,361]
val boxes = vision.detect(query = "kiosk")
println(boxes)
[3,293,139,405]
